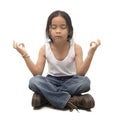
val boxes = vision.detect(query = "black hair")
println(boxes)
[46,10,73,41]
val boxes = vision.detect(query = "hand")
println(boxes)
[90,39,101,50]
[88,39,101,56]
[13,41,27,55]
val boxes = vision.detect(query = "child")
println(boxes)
[13,10,101,111]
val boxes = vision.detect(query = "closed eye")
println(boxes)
[50,24,67,30]
[60,24,67,29]
[50,25,57,29]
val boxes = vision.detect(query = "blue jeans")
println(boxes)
[29,75,90,109]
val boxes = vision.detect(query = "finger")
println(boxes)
[18,43,25,49]
[13,40,17,48]
[96,39,101,46]
[90,41,96,47]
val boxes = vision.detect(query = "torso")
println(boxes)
[45,40,76,76]
[50,41,70,61]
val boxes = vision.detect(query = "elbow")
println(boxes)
[32,69,43,76]
[32,72,42,76]
[32,66,44,76]
[76,72,85,76]
[76,70,86,76]
[32,73,38,76]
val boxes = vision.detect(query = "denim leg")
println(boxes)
[29,75,71,109]
[62,75,90,96]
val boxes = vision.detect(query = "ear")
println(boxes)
[67,30,72,40]
[48,32,51,38]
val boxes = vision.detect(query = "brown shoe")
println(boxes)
[68,94,95,111]
[32,92,48,109]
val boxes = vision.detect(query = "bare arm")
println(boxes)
[75,39,101,76]
[13,41,46,76]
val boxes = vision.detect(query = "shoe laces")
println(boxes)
[67,101,79,112]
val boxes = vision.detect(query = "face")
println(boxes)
[49,16,69,42]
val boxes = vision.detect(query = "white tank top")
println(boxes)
[45,40,76,76]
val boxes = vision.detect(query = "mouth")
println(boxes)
[55,35,61,37]
[54,36,62,39]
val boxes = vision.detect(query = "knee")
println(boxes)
[28,75,41,90]
[84,82,90,92]
[77,76,91,93]
[83,77,91,92]
[28,77,35,90]
[28,75,44,90]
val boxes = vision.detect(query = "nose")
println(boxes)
[56,27,61,33]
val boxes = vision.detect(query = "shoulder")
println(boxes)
[40,44,45,51]
[39,44,46,57]
[74,43,83,53]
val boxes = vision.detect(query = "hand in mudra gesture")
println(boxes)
[88,39,101,55]
[90,39,101,50]
[13,41,28,57]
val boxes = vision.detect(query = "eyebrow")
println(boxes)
[50,23,67,26]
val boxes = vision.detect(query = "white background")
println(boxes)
[0,0,120,119]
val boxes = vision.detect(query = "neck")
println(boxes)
[51,41,70,50]
[53,41,69,48]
